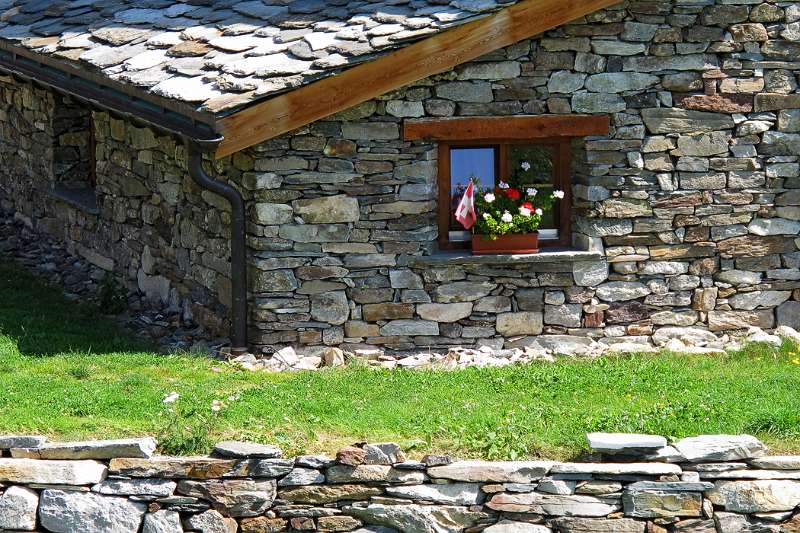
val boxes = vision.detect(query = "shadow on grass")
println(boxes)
[0,261,151,356]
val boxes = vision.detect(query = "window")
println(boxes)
[49,101,98,214]
[438,138,572,249]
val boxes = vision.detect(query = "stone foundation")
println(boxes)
[0,433,797,532]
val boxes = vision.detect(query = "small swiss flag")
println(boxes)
[455,181,476,230]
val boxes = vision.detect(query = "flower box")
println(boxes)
[472,232,539,255]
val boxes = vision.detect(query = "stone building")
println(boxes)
[0,0,798,355]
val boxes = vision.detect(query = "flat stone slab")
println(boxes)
[587,433,668,452]
[385,482,483,505]
[626,481,714,492]
[551,463,682,476]
[750,456,800,470]
[698,469,800,480]
[213,441,282,459]
[17,438,156,460]
[707,480,800,513]
[428,461,556,483]
[109,457,292,479]
[0,458,107,485]
[549,517,645,532]
[92,478,176,497]
[0,435,47,449]
[674,435,767,462]
[39,490,146,533]
[487,492,621,517]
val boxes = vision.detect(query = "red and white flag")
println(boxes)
[455,181,476,230]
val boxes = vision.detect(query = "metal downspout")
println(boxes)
[185,139,249,356]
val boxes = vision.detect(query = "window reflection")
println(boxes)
[450,147,495,234]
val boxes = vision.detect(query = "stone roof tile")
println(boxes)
[0,0,524,114]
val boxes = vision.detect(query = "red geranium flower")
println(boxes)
[505,188,521,200]
[521,201,533,211]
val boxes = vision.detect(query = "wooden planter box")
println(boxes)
[472,232,539,255]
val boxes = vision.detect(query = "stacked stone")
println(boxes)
[234,0,800,352]
[0,433,799,532]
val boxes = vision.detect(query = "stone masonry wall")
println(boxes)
[0,79,233,336]
[3,0,800,354]
[0,433,796,532]
[236,0,800,352]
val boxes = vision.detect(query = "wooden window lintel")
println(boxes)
[404,114,610,142]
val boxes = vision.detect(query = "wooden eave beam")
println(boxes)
[403,115,611,141]
[213,0,622,159]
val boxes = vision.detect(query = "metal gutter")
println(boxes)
[0,46,249,354]
[186,139,249,355]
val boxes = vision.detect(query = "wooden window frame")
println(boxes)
[437,138,573,251]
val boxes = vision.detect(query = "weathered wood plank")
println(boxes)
[403,115,611,141]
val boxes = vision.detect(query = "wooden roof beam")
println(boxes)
[214,0,622,159]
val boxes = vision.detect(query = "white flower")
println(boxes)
[553,190,565,199]
[519,206,532,217]
[526,187,538,197]
[162,392,179,404]
[501,211,513,223]
[211,400,224,412]
[482,212,492,220]
[498,181,510,189]
[521,161,531,171]
[535,208,543,216]
[483,192,495,203]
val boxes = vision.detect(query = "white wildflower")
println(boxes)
[162,392,179,404]
[482,213,492,220]
[498,181,510,189]
[501,211,513,223]
[521,161,531,171]
[483,192,495,203]
[553,190,565,199]
[527,187,538,197]
[519,206,532,217]
[211,400,224,412]
[535,208,543,216]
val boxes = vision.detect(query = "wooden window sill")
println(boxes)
[409,249,602,268]
[49,185,99,216]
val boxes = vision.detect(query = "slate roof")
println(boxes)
[0,0,517,116]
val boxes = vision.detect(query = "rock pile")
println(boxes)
[0,433,797,532]
[232,325,799,372]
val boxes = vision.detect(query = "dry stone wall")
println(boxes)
[0,433,798,532]
[1,0,800,354]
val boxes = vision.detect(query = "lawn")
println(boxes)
[1,260,799,460]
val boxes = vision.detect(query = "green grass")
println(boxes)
[1,260,799,459]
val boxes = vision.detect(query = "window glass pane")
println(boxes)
[450,147,495,237]
[508,145,558,230]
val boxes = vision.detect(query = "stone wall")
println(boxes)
[0,433,796,532]
[2,0,800,353]
[0,78,233,336]
[234,0,800,352]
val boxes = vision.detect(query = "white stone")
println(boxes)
[776,326,800,343]
[708,480,800,512]
[39,490,146,533]
[595,281,650,302]
[428,461,555,483]
[0,486,38,530]
[746,327,782,347]
[143,511,184,533]
[587,433,667,452]
[92,478,176,497]
[183,510,237,533]
[385,482,482,505]
[484,521,553,532]
[674,435,767,462]
[551,463,681,475]
[572,261,609,287]
[748,218,800,236]
[0,458,106,485]
[488,492,620,517]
